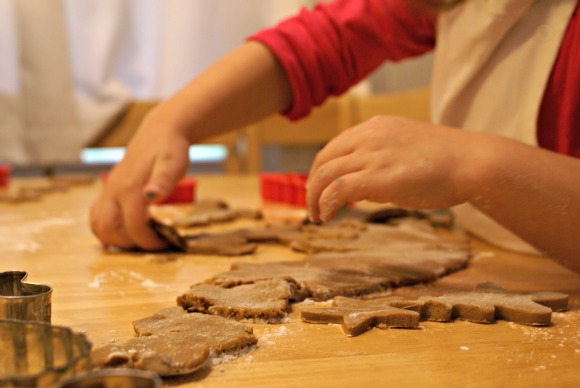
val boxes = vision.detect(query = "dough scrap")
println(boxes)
[91,307,257,376]
[177,279,298,323]
[300,283,569,336]
[150,199,264,254]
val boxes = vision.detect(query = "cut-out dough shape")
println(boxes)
[300,283,569,336]
[91,307,257,376]
[413,282,569,325]
[301,301,420,337]
[177,279,299,323]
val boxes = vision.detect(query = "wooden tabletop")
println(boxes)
[2,174,579,387]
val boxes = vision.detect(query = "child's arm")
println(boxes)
[90,41,292,250]
[306,116,580,273]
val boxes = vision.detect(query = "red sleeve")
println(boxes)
[249,0,436,120]
[537,2,580,158]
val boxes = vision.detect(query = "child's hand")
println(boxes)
[90,119,190,250]
[306,116,476,223]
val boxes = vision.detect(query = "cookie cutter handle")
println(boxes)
[0,270,52,322]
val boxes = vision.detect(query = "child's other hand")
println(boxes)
[306,116,477,223]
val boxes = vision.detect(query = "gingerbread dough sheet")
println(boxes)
[208,261,394,301]
[203,217,470,302]
[287,219,469,254]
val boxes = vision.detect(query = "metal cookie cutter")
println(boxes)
[0,271,52,322]
[0,319,92,387]
[57,369,163,388]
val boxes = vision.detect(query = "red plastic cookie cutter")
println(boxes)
[159,177,197,204]
[100,173,197,204]
[260,173,308,207]
[0,164,11,188]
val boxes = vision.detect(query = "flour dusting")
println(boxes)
[0,217,75,252]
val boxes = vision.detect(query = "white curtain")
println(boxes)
[0,0,311,165]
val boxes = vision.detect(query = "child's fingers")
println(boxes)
[143,149,189,203]
[309,128,356,177]
[306,155,364,222]
[120,192,169,250]
[318,171,371,222]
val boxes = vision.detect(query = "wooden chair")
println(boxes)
[244,94,353,173]
[89,101,246,173]
[350,88,431,124]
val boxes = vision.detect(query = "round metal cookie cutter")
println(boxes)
[57,369,163,388]
[0,319,92,387]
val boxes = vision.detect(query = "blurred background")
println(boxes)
[0,0,432,176]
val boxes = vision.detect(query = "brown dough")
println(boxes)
[150,199,261,229]
[208,220,470,300]
[301,299,420,336]
[183,232,258,255]
[91,307,258,376]
[289,219,469,254]
[306,247,470,284]
[300,283,569,336]
[177,279,299,323]
[208,261,393,301]
[91,335,211,376]
[415,282,569,325]
[150,199,264,254]
[238,224,302,243]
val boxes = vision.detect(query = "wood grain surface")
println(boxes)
[2,174,579,387]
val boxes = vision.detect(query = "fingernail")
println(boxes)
[320,206,331,223]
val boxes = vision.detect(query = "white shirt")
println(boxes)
[431,0,577,254]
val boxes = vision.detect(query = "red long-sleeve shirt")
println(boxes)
[250,0,580,158]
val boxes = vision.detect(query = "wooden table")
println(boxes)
[2,175,579,387]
